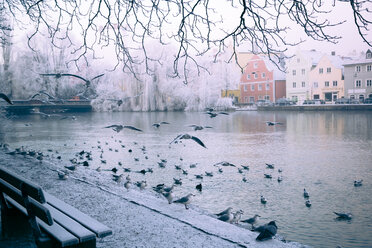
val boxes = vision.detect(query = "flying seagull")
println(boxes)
[170,134,207,148]
[188,124,213,131]
[205,111,229,118]
[40,73,104,88]
[104,124,143,132]
[266,121,283,126]
[152,121,170,128]
[0,93,13,105]
[106,92,144,106]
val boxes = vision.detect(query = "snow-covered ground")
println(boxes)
[0,149,308,248]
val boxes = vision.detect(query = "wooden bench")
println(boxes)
[0,167,112,247]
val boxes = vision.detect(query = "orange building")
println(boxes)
[239,54,286,104]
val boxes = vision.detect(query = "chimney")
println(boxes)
[331,51,336,56]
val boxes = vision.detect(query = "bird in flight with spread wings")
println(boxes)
[0,93,13,105]
[170,134,207,148]
[40,73,104,88]
[104,124,143,133]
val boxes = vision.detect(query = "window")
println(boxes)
[367,65,371,72]
[266,83,270,90]
[244,96,248,103]
[258,84,262,91]
[325,81,329,87]
[301,81,305,87]
[262,72,266,78]
[247,74,250,80]
[297,58,300,63]
[319,68,323,74]
[251,84,255,91]
[314,82,318,88]
[292,70,296,76]
[264,95,270,100]
[350,95,355,99]
[359,95,365,101]
[301,69,305,75]
[367,79,372,87]
[313,94,319,99]
[244,85,247,92]
[327,67,331,73]
[355,80,362,87]
[293,82,296,88]
[333,81,338,87]
[254,62,258,68]
[254,73,258,79]
[356,65,361,72]
[249,96,255,103]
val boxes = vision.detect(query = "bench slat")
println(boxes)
[45,192,113,238]
[4,196,79,247]
[0,178,53,225]
[45,203,96,243]
[0,167,45,203]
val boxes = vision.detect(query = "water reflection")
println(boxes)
[1,110,372,248]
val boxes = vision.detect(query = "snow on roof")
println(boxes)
[300,50,324,66]
[343,50,372,66]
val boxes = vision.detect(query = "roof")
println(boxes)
[300,50,324,66]
[342,50,372,66]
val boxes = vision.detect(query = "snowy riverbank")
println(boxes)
[0,149,308,248]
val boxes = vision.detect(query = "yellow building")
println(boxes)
[309,54,345,102]
[221,89,241,104]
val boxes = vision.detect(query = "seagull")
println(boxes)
[170,134,206,148]
[265,121,283,126]
[173,193,195,209]
[264,174,272,179]
[305,200,312,207]
[277,176,283,182]
[255,221,278,241]
[354,180,363,187]
[152,121,170,128]
[112,174,123,183]
[106,92,143,106]
[188,124,213,131]
[40,73,104,88]
[216,207,233,216]
[104,124,143,132]
[241,214,260,228]
[57,171,68,180]
[136,181,147,190]
[0,93,13,104]
[124,180,131,191]
[218,212,234,223]
[162,191,173,204]
[213,161,236,167]
[303,188,310,198]
[266,163,274,169]
[232,210,244,224]
[260,195,267,204]
[334,212,352,220]
[205,111,229,118]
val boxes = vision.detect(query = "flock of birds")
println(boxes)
[0,95,364,244]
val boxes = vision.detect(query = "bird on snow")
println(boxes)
[162,191,173,204]
[218,211,234,223]
[305,200,312,207]
[232,210,244,224]
[104,124,143,132]
[255,221,278,241]
[241,214,260,228]
[173,193,195,209]
[260,195,267,204]
[303,188,310,198]
[0,93,13,104]
[195,183,202,192]
[170,134,207,148]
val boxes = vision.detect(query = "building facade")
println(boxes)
[309,53,346,102]
[343,49,372,101]
[286,50,323,104]
[239,54,286,103]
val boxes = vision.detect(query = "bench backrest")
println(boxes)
[0,167,53,225]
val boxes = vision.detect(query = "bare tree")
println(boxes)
[2,0,371,83]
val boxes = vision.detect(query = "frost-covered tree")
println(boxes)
[1,0,370,83]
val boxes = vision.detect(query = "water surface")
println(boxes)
[1,110,371,248]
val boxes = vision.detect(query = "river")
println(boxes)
[1,110,371,248]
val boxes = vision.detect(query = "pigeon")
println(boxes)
[255,221,278,241]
